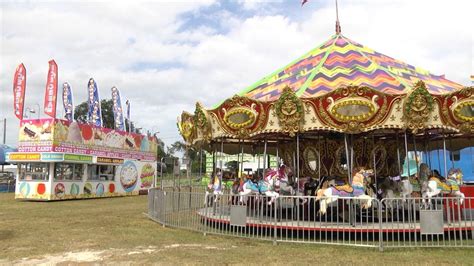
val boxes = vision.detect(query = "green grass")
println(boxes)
[1,193,473,264]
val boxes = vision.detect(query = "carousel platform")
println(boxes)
[196,207,474,234]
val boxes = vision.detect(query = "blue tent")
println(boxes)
[0,145,17,165]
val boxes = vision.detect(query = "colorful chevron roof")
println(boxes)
[239,34,464,101]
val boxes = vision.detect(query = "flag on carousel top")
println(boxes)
[87,78,103,127]
[44,60,58,118]
[111,86,125,131]
[301,0,309,6]
[62,82,74,122]
[13,63,27,120]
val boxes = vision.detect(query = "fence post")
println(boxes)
[203,192,208,236]
[273,197,279,245]
[378,199,384,251]
[162,191,167,227]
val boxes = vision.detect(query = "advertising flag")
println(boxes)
[125,99,131,132]
[111,86,125,131]
[13,63,27,120]
[87,78,103,127]
[44,60,58,118]
[62,82,74,121]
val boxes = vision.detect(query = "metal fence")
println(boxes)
[147,188,474,251]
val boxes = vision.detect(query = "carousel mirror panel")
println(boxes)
[303,146,320,175]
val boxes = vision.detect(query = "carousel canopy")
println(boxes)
[179,33,473,146]
[239,34,463,101]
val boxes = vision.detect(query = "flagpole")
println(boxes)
[335,0,341,34]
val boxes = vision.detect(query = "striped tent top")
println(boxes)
[239,34,463,101]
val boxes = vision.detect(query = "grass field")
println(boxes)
[1,193,473,265]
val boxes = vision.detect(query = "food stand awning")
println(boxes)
[0,145,17,165]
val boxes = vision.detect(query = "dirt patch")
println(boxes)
[12,250,106,264]
[4,244,236,264]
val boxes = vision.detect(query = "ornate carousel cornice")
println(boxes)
[177,111,196,144]
[210,94,270,139]
[306,84,397,134]
[179,82,472,145]
[439,86,474,134]
[403,81,434,133]
[272,86,304,137]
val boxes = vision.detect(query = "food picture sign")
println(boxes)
[120,161,138,192]
[18,118,157,160]
[18,119,55,150]
[140,163,155,188]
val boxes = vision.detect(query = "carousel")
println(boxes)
[174,28,474,238]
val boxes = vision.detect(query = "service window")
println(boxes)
[54,163,83,181]
[18,163,50,181]
[88,165,115,181]
[99,165,115,181]
[73,164,84,181]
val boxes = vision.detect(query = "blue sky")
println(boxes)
[0,0,472,148]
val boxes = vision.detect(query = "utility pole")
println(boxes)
[2,118,5,145]
[2,118,5,172]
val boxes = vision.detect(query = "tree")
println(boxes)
[167,141,206,174]
[74,99,113,128]
[73,99,140,132]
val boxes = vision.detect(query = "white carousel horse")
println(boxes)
[425,168,465,205]
[239,165,290,205]
[378,175,414,209]
[316,167,374,215]
[380,161,430,209]
[204,171,224,206]
[280,176,314,204]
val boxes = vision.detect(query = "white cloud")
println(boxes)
[0,0,472,148]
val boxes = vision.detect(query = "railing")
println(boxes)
[147,188,474,251]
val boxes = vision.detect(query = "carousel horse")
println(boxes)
[239,165,290,205]
[377,175,415,210]
[425,168,465,204]
[304,177,320,196]
[268,165,294,195]
[378,176,403,199]
[279,176,314,204]
[316,167,374,214]
[204,171,223,206]
[397,160,430,199]
[294,176,315,204]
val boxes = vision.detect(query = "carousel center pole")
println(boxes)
[317,132,321,180]
[199,146,203,180]
[220,138,224,185]
[344,134,351,183]
[436,142,442,173]
[350,134,354,175]
[263,138,268,176]
[404,131,410,177]
[449,134,455,169]
[240,140,244,179]
[257,141,261,178]
[396,130,401,175]
[237,139,241,178]
[413,132,420,174]
[372,133,377,192]
[276,137,280,168]
[424,131,431,169]
[442,131,448,178]
[212,141,217,186]
[296,133,300,194]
